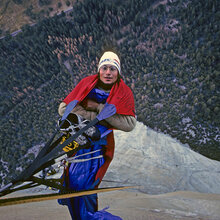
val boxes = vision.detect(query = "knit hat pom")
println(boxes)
[98,51,121,74]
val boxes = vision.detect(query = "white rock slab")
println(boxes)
[103,122,220,194]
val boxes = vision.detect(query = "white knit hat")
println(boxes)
[98,51,121,74]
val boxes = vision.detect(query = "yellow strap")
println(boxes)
[60,134,80,152]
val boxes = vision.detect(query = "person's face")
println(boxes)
[99,65,118,84]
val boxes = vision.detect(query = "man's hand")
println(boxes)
[82,99,99,111]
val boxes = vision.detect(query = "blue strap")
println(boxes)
[97,103,116,121]
[62,100,78,121]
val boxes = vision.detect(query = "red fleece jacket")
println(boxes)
[63,74,135,117]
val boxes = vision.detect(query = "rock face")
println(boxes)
[102,122,220,194]
[99,190,220,220]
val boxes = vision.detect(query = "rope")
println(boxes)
[55,149,103,164]
[66,149,103,163]
[72,149,102,159]
[67,155,103,163]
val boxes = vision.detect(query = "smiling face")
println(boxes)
[99,64,119,84]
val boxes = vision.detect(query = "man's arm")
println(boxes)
[58,102,97,121]
[58,100,136,132]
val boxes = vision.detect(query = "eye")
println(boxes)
[110,67,117,72]
[102,66,108,71]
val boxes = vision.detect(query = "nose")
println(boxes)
[106,68,111,74]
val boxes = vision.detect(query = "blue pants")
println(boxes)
[58,142,105,220]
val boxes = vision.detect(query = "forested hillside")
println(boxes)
[0,0,219,185]
[0,0,72,35]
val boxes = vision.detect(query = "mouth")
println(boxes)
[104,77,112,81]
